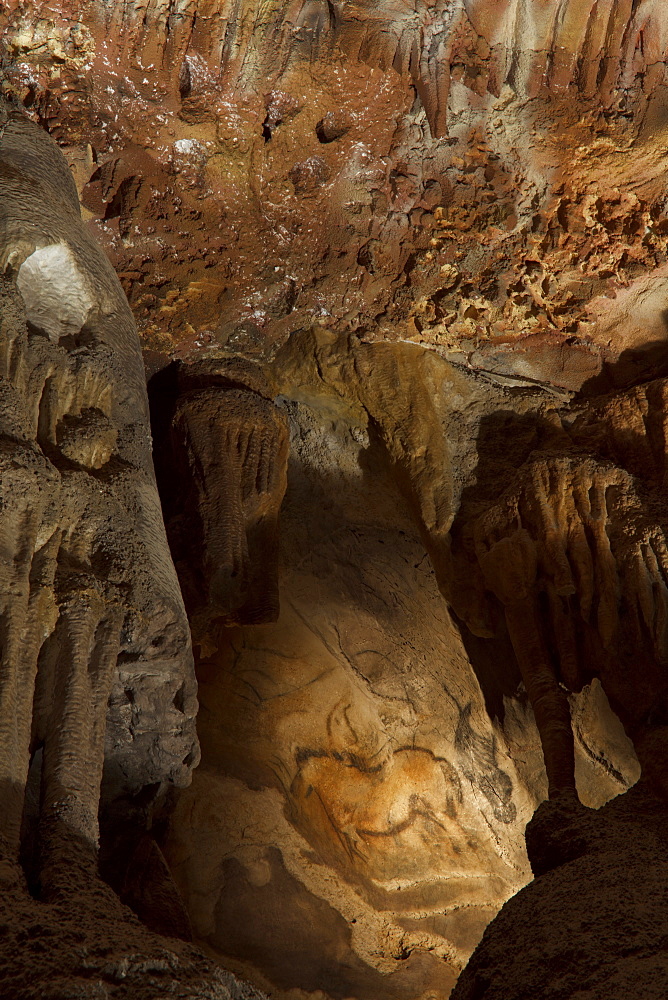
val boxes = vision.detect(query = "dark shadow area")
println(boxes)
[147,360,181,465]
[452,780,668,1000]
[446,407,561,724]
[578,331,668,398]
[212,848,451,1000]
[450,610,524,726]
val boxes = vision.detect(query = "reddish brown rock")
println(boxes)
[3,1,668,380]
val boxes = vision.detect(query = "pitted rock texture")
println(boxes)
[5,5,668,999]
[3,1,668,391]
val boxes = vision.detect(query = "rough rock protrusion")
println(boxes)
[0,98,198,883]
[450,392,668,801]
[452,782,668,1000]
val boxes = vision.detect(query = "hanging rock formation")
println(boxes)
[153,355,289,634]
[447,379,668,802]
[273,328,668,799]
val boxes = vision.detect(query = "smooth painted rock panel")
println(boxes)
[165,379,640,999]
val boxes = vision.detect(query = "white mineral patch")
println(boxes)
[174,139,197,154]
[17,243,94,341]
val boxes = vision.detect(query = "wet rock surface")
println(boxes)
[3,1,668,388]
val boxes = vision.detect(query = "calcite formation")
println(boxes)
[163,328,647,997]
[154,356,289,633]
[0,102,265,1000]
[3,1,668,999]
[0,101,199,872]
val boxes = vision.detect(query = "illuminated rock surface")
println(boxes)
[1,3,668,999]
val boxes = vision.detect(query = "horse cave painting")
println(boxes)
[3,1,668,998]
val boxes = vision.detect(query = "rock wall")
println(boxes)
[3,2,668,998]
[162,331,643,999]
[452,784,668,1000]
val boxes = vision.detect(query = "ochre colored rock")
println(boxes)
[4,1,668,379]
[164,330,643,999]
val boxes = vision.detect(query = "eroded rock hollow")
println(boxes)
[3,1,668,998]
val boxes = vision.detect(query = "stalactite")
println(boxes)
[158,356,289,631]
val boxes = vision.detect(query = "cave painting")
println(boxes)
[269,327,664,812]
[161,326,645,996]
[166,588,533,997]
[291,701,517,881]
[157,302,668,996]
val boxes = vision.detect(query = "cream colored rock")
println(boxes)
[0,103,199,885]
[17,243,95,342]
[165,349,640,999]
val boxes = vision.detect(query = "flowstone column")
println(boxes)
[0,99,199,885]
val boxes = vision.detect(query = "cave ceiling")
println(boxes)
[4,0,668,391]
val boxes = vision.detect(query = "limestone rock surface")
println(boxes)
[0,103,264,1000]
[4,3,668,999]
[153,356,289,633]
[3,0,668,390]
[163,332,643,1000]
